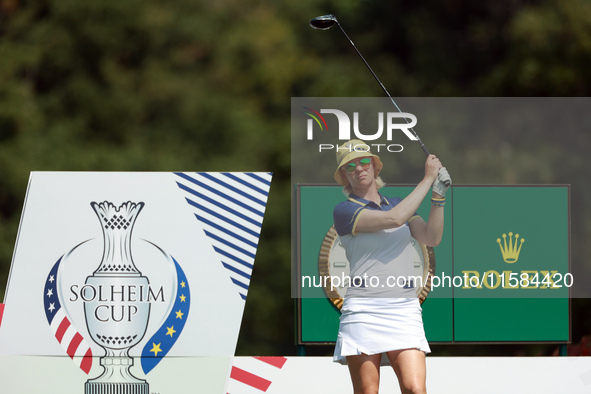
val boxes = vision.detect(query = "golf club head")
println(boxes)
[310,14,337,30]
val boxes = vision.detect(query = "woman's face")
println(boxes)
[341,156,375,189]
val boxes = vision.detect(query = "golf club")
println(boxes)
[310,14,447,186]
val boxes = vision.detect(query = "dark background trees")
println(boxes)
[1,0,590,356]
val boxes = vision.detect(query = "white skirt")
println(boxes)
[333,297,431,365]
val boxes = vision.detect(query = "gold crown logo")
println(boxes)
[496,232,525,263]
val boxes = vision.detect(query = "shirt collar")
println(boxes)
[348,193,389,208]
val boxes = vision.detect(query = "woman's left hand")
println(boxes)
[432,167,452,197]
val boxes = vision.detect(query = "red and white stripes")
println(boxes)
[226,356,288,393]
[49,308,93,374]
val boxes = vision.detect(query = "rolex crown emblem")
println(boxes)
[496,232,525,263]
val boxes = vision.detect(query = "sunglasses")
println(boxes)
[343,157,372,173]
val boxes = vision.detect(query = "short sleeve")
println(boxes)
[333,201,366,236]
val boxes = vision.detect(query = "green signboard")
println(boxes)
[296,185,570,344]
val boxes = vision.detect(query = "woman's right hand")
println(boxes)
[424,154,442,182]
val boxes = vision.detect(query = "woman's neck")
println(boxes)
[352,184,381,204]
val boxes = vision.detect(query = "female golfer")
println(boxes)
[332,139,451,394]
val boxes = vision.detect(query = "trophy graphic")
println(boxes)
[84,201,150,394]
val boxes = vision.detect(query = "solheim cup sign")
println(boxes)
[0,172,272,393]
[46,201,172,393]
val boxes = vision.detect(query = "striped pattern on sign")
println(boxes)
[226,357,288,393]
[175,172,272,300]
[43,257,93,374]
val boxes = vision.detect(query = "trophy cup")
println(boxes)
[84,201,150,394]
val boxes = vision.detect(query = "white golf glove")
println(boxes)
[432,167,452,197]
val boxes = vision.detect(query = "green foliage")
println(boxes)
[1,0,590,356]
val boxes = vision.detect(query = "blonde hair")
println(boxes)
[342,176,385,197]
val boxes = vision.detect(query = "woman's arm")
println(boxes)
[354,178,433,232]
[354,155,441,233]
[408,192,444,247]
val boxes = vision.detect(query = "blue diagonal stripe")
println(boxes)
[213,246,253,269]
[200,173,266,207]
[185,199,260,238]
[231,277,249,290]
[175,173,264,217]
[246,172,272,185]
[222,173,269,196]
[222,262,252,279]
[197,214,258,249]
[205,230,255,259]
[179,184,262,227]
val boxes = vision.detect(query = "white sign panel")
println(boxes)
[0,172,272,393]
[224,356,591,394]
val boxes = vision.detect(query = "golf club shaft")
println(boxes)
[312,14,449,186]
[334,21,431,157]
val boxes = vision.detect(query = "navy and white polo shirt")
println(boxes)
[333,193,420,298]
